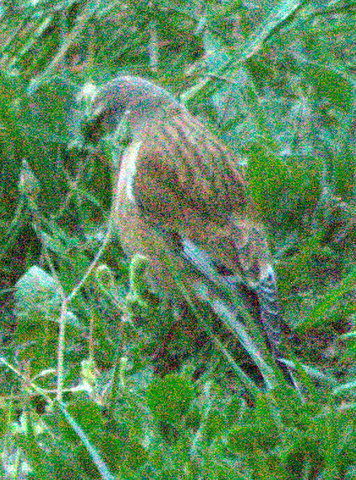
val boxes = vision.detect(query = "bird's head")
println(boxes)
[82,76,180,145]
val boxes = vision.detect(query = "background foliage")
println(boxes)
[0,0,355,478]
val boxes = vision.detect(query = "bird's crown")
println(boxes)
[92,75,179,119]
[82,76,181,144]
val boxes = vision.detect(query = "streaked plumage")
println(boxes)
[83,76,294,386]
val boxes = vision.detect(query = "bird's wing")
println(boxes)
[133,109,248,221]
[131,109,268,285]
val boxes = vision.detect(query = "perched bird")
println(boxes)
[83,75,295,387]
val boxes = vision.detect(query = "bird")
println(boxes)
[82,75,295,388]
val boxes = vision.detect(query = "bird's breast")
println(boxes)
[112,140,186,295]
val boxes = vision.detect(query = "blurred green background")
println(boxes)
[0,0,355,478]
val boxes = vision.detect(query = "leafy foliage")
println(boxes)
[0,0,355,478]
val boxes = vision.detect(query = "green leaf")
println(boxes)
[23,76,78,144]
[55,401,116,480]
[203,31,230,75]
[247,142,290,217]
[146,373,196,424]
[297,266,356,332]
[302,63,355,112]
[14,265,82,327]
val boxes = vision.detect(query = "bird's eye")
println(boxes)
[83,103,127,146]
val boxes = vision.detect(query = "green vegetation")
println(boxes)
[0,0,355,478]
